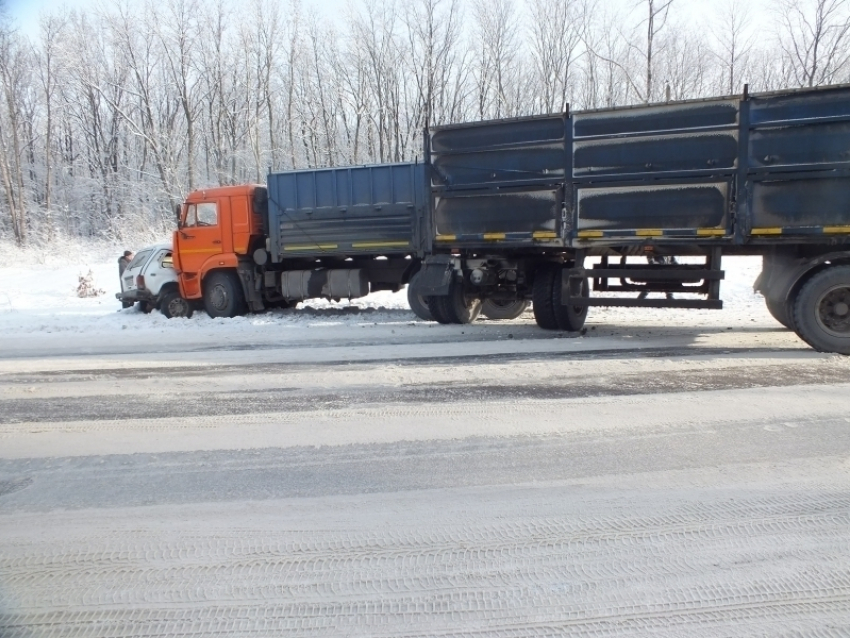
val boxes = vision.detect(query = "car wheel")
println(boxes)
[160,290,193,319]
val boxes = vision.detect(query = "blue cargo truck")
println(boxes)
[172,162,429,317]
[411,83,850,354]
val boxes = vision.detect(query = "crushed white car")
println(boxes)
[116,243,192,318]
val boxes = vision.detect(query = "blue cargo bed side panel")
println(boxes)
[266,163,425,259]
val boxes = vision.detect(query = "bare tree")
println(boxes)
[776,0,850,87]
[527,0,586,113]
[711,0,754,94]
[471,0,522,119]
[0,25,32,245]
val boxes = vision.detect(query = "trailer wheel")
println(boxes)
[552,267,589,331]
[532,266,559,330]
[764,296,793,330]
[430,278,481,324]
[204,271,246,318]
[793,265,850,355]
[160,290,193,319]
[481,299,529,320]
[407,271,433,321]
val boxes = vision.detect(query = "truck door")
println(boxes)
[175,201,222,298]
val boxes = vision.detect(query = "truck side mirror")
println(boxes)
[175,205,183,229]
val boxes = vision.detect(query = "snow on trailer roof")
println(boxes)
[430,82,850,132]
[268,160,424,176]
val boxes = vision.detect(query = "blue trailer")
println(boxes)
[413,83,850,354]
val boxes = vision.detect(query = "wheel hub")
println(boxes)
[210,285,229,310]
[168,298,188,317]
[817,285,850,336]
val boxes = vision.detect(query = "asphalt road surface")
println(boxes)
[1,319,850,637]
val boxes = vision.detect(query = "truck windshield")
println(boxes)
[184,203,218,227]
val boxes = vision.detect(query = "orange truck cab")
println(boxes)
[173,185,266,317]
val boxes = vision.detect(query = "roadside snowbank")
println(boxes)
[0,247,774,341]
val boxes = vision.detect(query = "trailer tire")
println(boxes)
[552,267,589,331]
[428,295,454,324]
[481,299,529,320]
[160,289,193,319]
[532,266,559,330]
[204,271,246,318]
[407,271,433,321]
[430,278,481,324]
[793,265,850,355]
[764,296,793,330]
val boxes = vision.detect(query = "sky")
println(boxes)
[5,0,766,40]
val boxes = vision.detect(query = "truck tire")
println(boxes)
[160,289,193,319]
[552,267,589,331]
[407,272,433,321]
[204,271,246,318]
[137,301,154,314]
[430,278,481,324]
[532,266,559,330]
[793,265,850,355]
[765,296,793,330]
[481,299,529,320]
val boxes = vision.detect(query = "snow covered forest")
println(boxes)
[1,0,850,246]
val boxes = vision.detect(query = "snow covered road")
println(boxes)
[1,254,850,636]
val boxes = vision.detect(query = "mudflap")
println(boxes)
[416,256,456,296]
[237,262,265,312]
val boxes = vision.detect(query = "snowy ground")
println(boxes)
[0,249,789,356]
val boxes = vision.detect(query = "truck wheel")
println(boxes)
[481,299,529,320]
[793,266,850,355]
[428,296,453,324]
[407,272,433,321]
[430,278,481,324]
[204,271,246,318]
[765,296,793,330]
[532,266,559,330]
[160,290,193,319]
[552,267,589,331]
[137,301,154,314]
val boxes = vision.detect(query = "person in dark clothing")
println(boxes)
[118,250,133,276]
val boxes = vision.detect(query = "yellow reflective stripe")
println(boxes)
[636,229,663,237]
[824,225,850,234]
[751,227,783,235]
[351,240,410,249]
[577,230,604,238]
[697,228,726,236]
[283,244,338,251]
[533,231,558,239]
[483,232,506,240]
[436,234,456,241]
